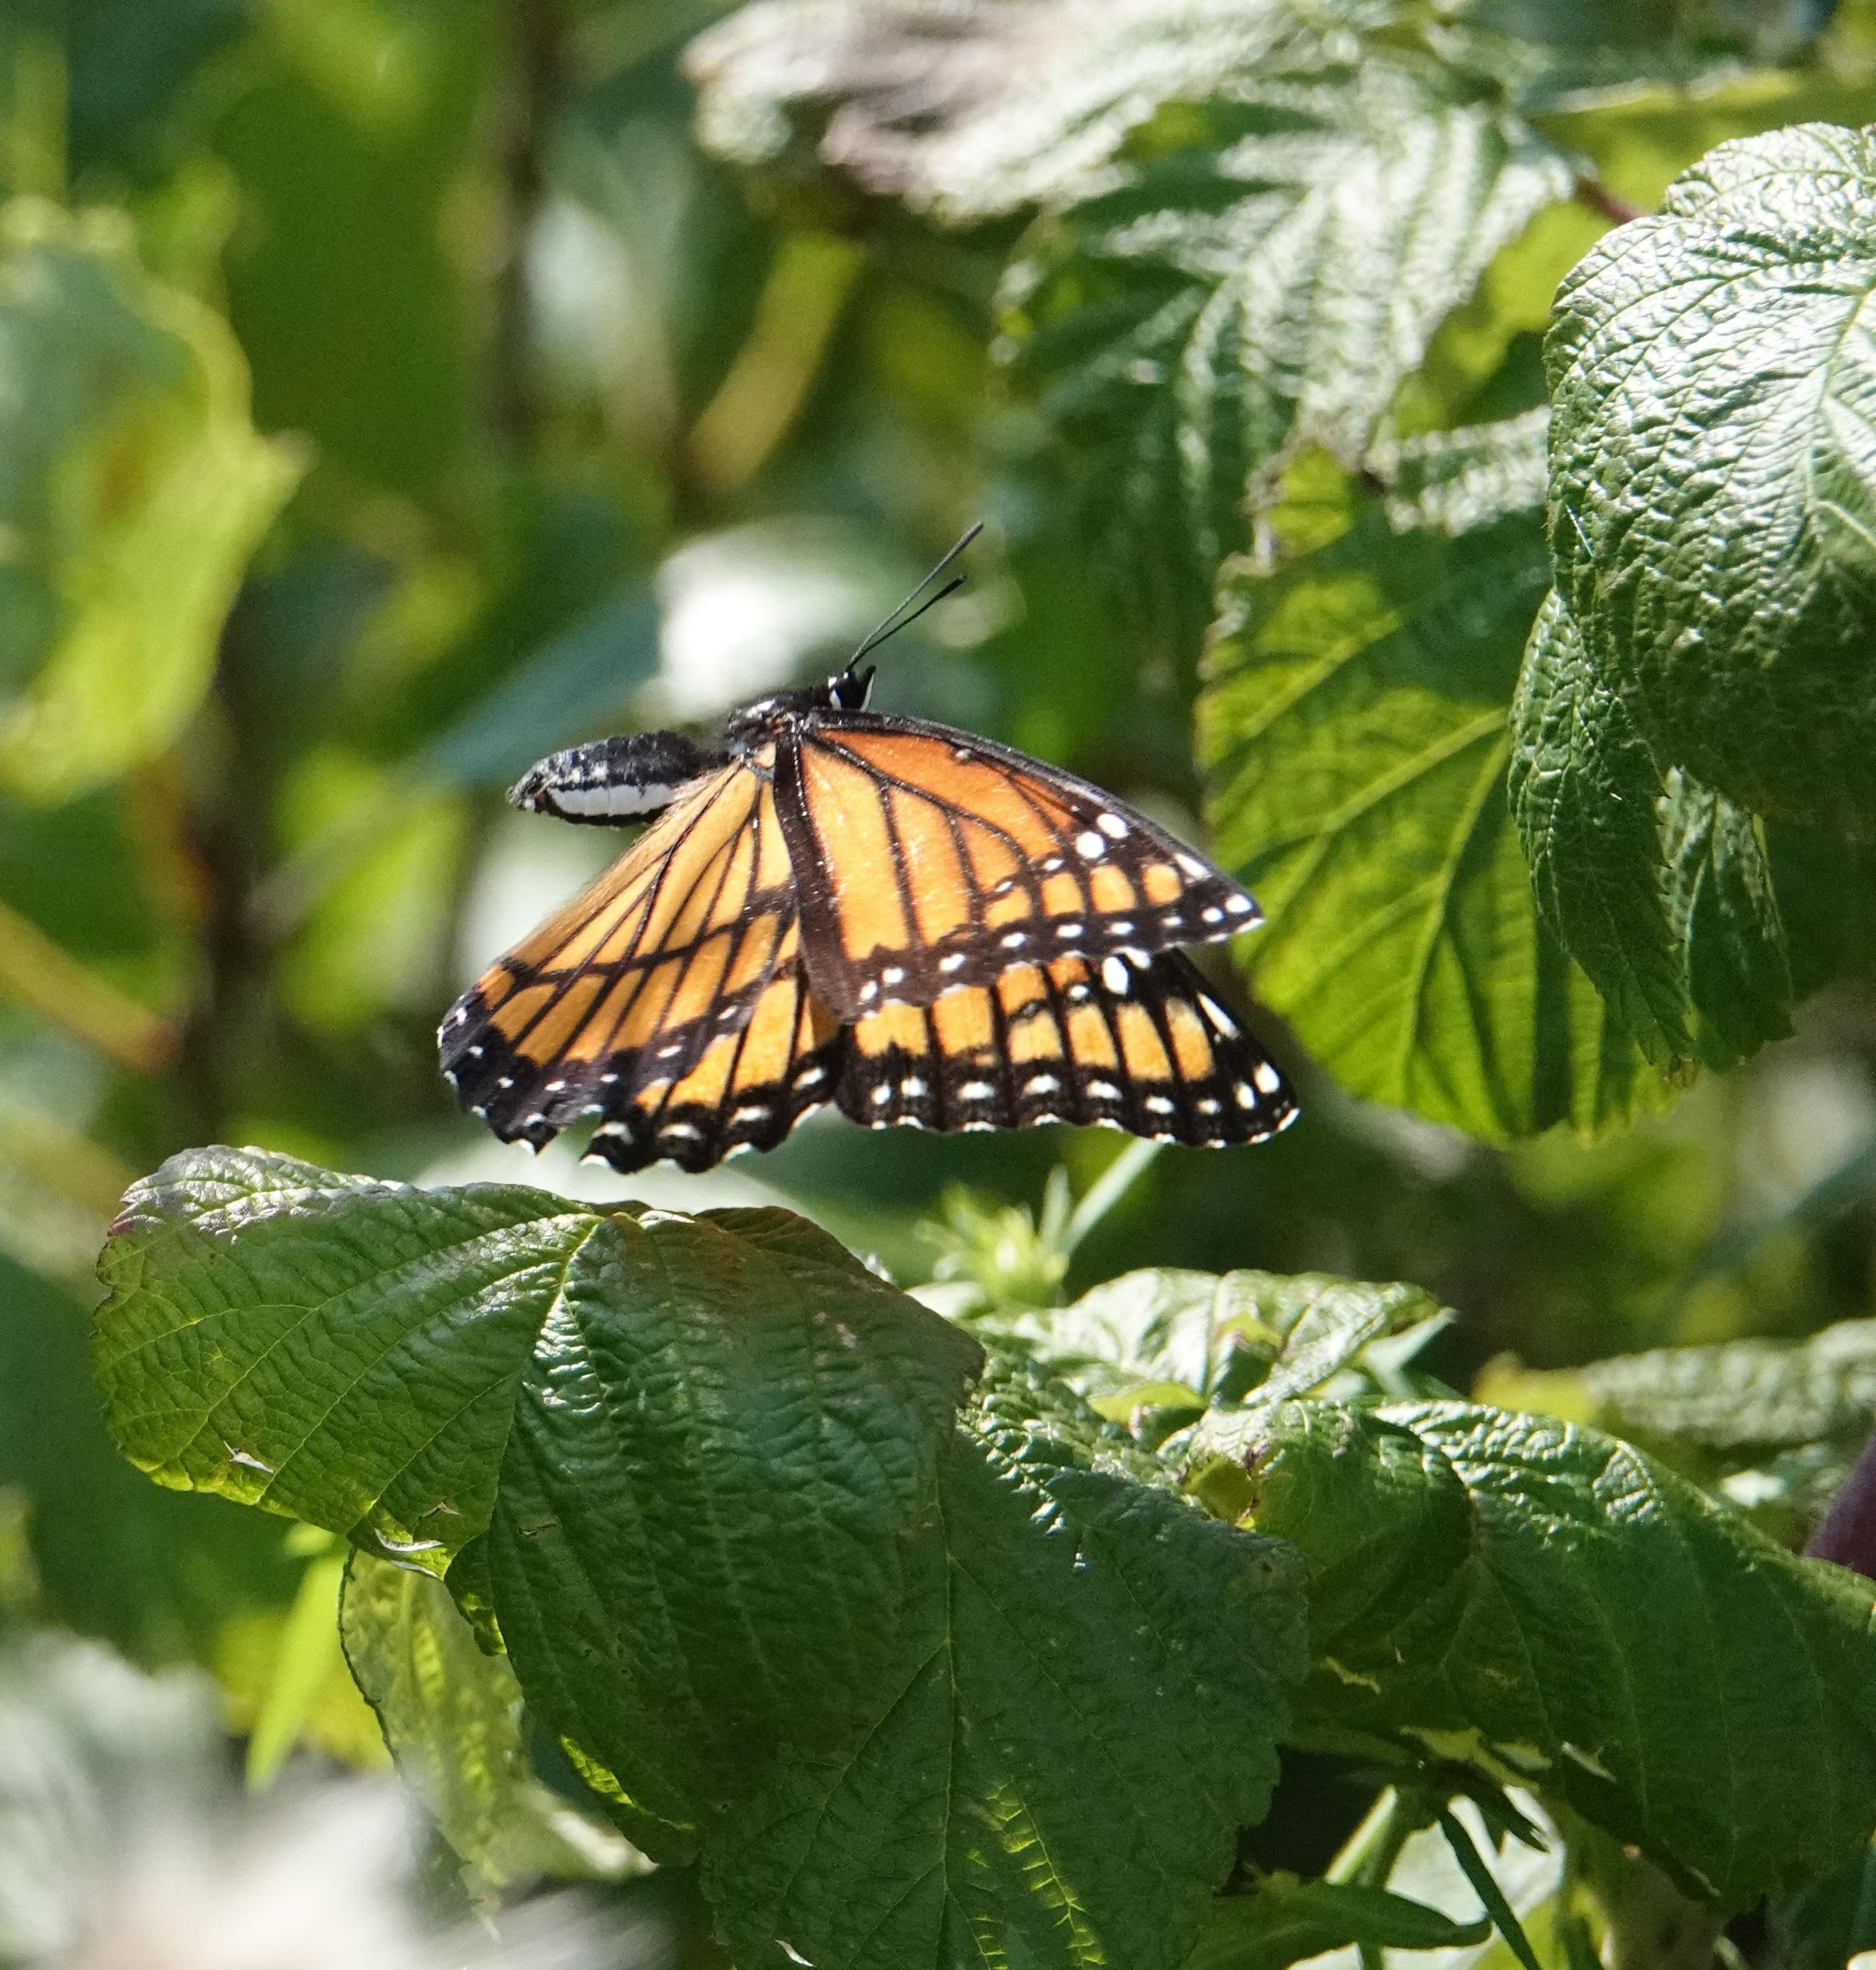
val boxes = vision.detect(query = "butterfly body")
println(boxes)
[443,663,1296,1173]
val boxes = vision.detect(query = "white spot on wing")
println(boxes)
[1076,830,1106,858]
[1101,955,1130,994]
[1252,1061,1283,1094]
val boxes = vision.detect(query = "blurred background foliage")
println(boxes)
[0,0,1874,1959]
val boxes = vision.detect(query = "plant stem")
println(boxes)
[0,896,176,1075]
[1574,175,1644,226]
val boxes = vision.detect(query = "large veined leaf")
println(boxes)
[686,0,1402,222]
[1546,121,1876,838]
[1238,1399,1876,1907]
[94,1149,983,1840]
[339,1553,639,1895]
[1200,469,1661,1140]
[704,1351,1309,1970]
[1510,587,1793,1073]
[1001,75,1575,642]
[0,201,303,802]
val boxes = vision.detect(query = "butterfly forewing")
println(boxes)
[441,754,804,1147]
[779,716,1260,1018]
[837,949,1294,1146]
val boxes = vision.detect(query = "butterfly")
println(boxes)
[441,534,1297,1173]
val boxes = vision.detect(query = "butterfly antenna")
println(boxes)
[850,522,983,666]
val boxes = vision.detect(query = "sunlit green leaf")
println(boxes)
[93,1148,983,1835]
[0,202,302,802]
[1546,121,1876,838]
[985,1265,1444,1419]
[1003,75,1574,642]
[1201,467,1662,1140]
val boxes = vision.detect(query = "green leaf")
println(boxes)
[987,1266,1445,1419]
[1545,121,1876,838]
[1370,410,1550,537]
[0,202,302,802]
[686,0,1407,224]
[1184,1873,1490,1970]
[1509,587,1793,1072]
[1001,73,1575,642]
[1201,468,1662,1140]
[1577,1317,1876,1455]
[704,1355,1309,1970]
[94,1148,983,1832]
[339,1551,640,1894]
[1240,1399,1876,1907]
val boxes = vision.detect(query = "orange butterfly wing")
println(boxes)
[441,718,1294,1172]
[777,716,1260,1020]
[835,948,1294,1145]
[441,753,839,1166]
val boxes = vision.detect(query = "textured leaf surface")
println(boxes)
[0,202,302,802]
[1004,80,1573,641]
[1371,411,1550,539]
[95,1148,982,1830]
[1241,1399,1876,1907]
[705,1355,1309,1970]
[686,0,1400,222]
[1578,1318,1876,1455]
[1509,588,1792,1072]
[340,1553,638,1893]
[1201,475,1660,1140]
[1184,1874,1488,1970]
[987,1266,1443,1419]
[1546,121,1876,836]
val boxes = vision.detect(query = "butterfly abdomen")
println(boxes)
[509,731,722,824]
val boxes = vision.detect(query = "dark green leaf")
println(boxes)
[1184,1872,1490,1970]
[94,1149,983,1831]
[704,1356,1309,1970]
[1546,121,1876,838]
[1240,1399,1876,1907]
[1201,469,1662,1140]
[340,1551,639,1894]
[1509,587,1792,1072]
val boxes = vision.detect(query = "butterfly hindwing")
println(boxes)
[441,754,805,1150]
[584,942,843,1172]
[778,715,1261,1019]
[837,950,1295,1146]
